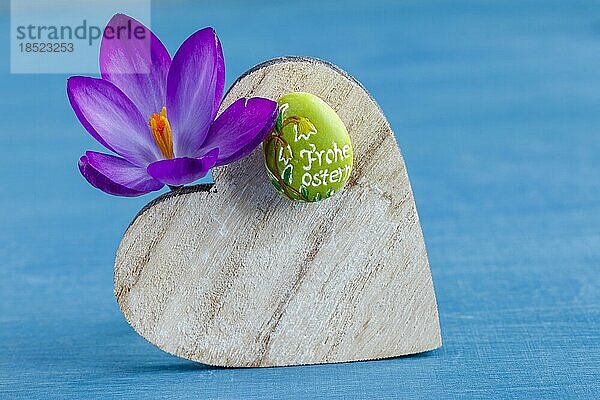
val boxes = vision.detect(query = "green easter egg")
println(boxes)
[263,92,353,202]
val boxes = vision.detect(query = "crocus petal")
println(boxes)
[201,97,277,166]
[166,27,225,157]
[146,149,219,186]
[67,76,162,166]
[79,151,163,197]
[100,14,171,120]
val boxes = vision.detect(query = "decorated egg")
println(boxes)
[263,92,353,202]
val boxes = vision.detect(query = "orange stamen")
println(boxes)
[149,106,174,159]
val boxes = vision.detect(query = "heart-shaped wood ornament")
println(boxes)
[114,57,441,367]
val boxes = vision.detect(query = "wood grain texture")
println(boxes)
[114,57,441,367]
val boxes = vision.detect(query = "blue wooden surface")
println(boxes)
[1,0,599,398]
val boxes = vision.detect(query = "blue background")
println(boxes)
[1,0,599,398]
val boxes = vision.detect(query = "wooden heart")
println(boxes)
[114,57,441,367]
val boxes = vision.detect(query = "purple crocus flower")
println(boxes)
[68,14,277,196]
